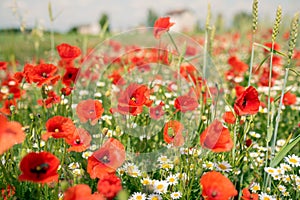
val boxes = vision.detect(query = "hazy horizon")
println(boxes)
[0,0,299,33]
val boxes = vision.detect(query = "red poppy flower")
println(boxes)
[180,64,198,83]
[1,185,15,200]
[76,99,104,125]
[108,70,126,85]
[0,61,7,70]
[241,188,258,200]
[153,17,175,39]
[64,184,93,200]
[97,173,122,200]
[222,111,236,124]
[66,128,91,152]
[234,86,260,116]
[150,102,165,120]
[263,42,280,53]
[228,56,248,74]
[163,120,185,147]
[62,67,79,87]
[235,85,245,98]
[42,116,75,141]
[174,95,198,112]
[28,63,60,87]
[19,152,60,183]
[87,138,125,179]
[200,171,237,200]
[116,83,153,116]
[38,91,61,108]
[282,92,297,106]
[61,87,73,96]
[0,99,17,115]
[56,43,81,61]
[0,114,25,155]
[200,119,233,152]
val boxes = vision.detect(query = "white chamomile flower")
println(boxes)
[202,161,214,170]
[275,167,285,175]
[68,162,80,170]
[166,174,178,185]
[264,167,278,176]
[249,131,261,138]
[176,172,188,181]
[159,163,174,171]
[72,169,83,176]
[147,194,162,200]
[281,175,291,183]
[141,177,152,186]
[278,185,286,193]
[282,191,290,197]
[280,163,292,172]
[284,154,300,167]
[82,151,93,159]
[249,152,259,158]
[124,163,141,177]
[157,155,170,164]
[215,161,232,172]
[259,192,276,200]
[180,148,189,155]
[129,192,147,200]
[276,139,286,147]
[153,180,168,194]
[271,174,281,180]
[250,182,260,193]
[170,191,182,199]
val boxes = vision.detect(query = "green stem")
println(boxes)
[203,28,209,79]
[271,67,289,156]
[266,42,275,135]
[247,41,255,87]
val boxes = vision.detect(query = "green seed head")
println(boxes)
[272,5,282,42]
[252,0,259,33]
[287,13,299,66]
[206,3,211,28]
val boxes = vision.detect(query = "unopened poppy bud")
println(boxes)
[60,180,69,191]
[245,139,252,147]
[105,90,111,97]
[102,127,109,135]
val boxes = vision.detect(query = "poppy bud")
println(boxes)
[245,139,252,147]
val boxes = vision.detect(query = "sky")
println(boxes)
[0,0,299,32]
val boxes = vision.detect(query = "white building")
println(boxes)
[166,9,197,33]
[77,23,101,35]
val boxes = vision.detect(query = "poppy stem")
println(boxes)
[271,67,289,156]
[231,117,239,165]
[266,42,275,129]
[247,40,255,87]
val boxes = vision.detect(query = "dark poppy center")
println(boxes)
[67,73,73,79]
[30,163,49,175]
[155,110,160,116]
[42,72,48,78]
[211,191,218,197]
[130,96,136,102]
[75,139,81,144]
[100,155,110,163]
[242,99,247,107]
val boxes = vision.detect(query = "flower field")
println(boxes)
[0,1,300,200]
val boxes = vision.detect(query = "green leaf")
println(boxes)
[270,134,300,167]
[255,54,271,72]
[253,42,287,57]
